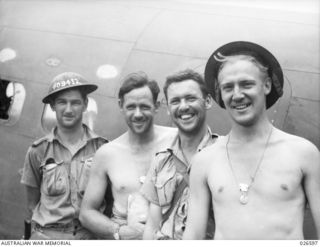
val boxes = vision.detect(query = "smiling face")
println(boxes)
[166,79,211,135]
[51,89,87,130]
[218,58,271,126]
[120,86,158,135]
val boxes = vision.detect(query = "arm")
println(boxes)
[143,203,162,239]
[303,144,320,239]
[23,185,40,239]
[79,149,119,239]
[79,148,144,239]
[140,154,164,239]
[21,147,42,239]
[183,153,211,240]
[25,186,40,221]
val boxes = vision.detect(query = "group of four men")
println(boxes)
[21,41,320,240]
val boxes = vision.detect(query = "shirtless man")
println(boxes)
[184,41,320,239]
[79,72,176,239]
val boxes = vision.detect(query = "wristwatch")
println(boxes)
[113,224,121,240]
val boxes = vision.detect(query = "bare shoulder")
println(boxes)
[192,136,227,172]
[273,128,319,155]
[154,125,178,145]
[273,128,319,171]
[154,125,177,137]
[199,135,227,156]
[94,132,128,168]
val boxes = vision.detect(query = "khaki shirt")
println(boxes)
[21,124,107,227]
[141,127,218,239]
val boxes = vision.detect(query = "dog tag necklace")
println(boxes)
[226,127,273,205]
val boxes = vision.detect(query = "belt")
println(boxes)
[34,219,82,232]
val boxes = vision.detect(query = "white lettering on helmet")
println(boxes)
[71,78,80,85]
[55,82,61,89]
[52,78,82,91]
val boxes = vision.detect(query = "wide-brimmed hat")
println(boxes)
[42,72,98,104]
[204,41,283,109]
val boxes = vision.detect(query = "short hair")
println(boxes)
[118,72,160,104]
[164,69,209,99]
[217,54,270,82]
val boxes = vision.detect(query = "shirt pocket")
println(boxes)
[154,168,177,206]
[41,159,68,196]
[78,155,94,197]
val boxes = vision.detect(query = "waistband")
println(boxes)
[33,219,82,231]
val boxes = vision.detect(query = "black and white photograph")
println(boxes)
[0,0,319,245]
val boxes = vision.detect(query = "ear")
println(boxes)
[83,97,88,111]
[154,101,160,112]
[264,77,272,95]
[50,103,55,112]
[49,99,56,112]
[166,108,170,115]
[166,99,170,116]
[204,94,213,110]
[118,99,123,111]
[161,97,170,115]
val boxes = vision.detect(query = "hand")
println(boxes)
[127,193,149,226]
[119,223,145,240]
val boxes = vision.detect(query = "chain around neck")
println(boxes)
[226,126,274,190]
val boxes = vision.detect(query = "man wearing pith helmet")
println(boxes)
[21,72,108,239]
[184,41,320,239]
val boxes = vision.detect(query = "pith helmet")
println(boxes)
[42,72,97,104]
[205,41,284,109]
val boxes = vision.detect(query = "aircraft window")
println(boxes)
[0,79,26,125]
[0,48,16,62]
[0,79,11,120]
[96,64,118,79]
[41,97,98,133]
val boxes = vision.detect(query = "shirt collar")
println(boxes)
[46,124,99,143]
[197,126,217,152]
[166,126,216,155]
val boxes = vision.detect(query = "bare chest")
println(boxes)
[108,151,154,193]
[208,150,304,205]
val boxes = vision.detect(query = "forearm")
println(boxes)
[183,228,200,240]
[24,186,40,239]
[25,186,40,221]
[26,204,36,222]
[143,220,157,240]
[143,203,162,240]
[79,208,119,239]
